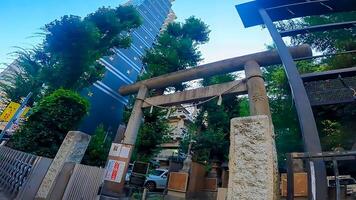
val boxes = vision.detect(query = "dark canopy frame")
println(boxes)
[236,0,356,199]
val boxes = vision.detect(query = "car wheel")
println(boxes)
[145,181,156,192]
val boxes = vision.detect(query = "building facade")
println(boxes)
[79,0,174,134]
[0,62,20,112]
[153,107,193,167]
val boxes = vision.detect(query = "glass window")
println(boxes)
[150,169,165,176]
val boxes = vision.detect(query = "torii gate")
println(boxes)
[101,45,312,197]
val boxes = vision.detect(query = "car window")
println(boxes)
[340,179,356,185]
[150,170,165,176]
[329,178,356,186]
[329,180,336,187]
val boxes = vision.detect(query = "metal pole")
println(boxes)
[333,160,340,200]
[0,92,32,141]
[142,188,148,200]
[258,8,327,200]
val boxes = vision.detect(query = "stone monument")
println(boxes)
[227,115,274,200]
[35,131,91,200]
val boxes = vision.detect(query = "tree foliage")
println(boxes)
[82,124,112,167]
[128,17,210,162]
[270,13,356,168]
[0,48,47,104]
[192,74,241,162]
[7,89,89,158]
[1,5,141,161]
[42,6,141,91]
[279,13,356,53]
[132,109,170,162]
[142,16,210,91]
[0,5,142,101]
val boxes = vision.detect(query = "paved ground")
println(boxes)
[0,192,9,200]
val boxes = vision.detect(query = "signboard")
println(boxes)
[104,143,133,185]
[109,143,122,157]
[167,172,189,192]
[132,161,149,175]
[109,143,131,158]
[129,161,150,188]
[20,107,30,118]
[304,76,356,106]
[104,160,126,183]
[0,102,20,122]
[129,174,146,187]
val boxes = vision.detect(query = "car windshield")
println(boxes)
[150,170,165,176]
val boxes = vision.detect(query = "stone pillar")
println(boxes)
[35,131,91,200]
[244,60,271,120]
[123,85,148,145]
[245,60,279,199]
[227,115,274,200]
[102,85,148,196]
[100,125,126,197]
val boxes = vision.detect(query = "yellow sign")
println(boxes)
[0,102,20,122]
[21,107,30,118]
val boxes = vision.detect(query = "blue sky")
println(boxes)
[0,0,272,69]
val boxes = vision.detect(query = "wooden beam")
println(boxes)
[142,80,247,108]
[119,45,312,96]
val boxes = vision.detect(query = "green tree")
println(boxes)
[265,61,356,168]
[192,74,241,162]
[0,48,47,104]
[82,124,112,167]
[42,6,141,91]
[279,13,356,54]
[0,5,142,101]
[2,5,142,160]
[128,16,210,162]
[132,109,170,162]
[7,89,89,158]
[265,14,356,167]
[142,16,210,91]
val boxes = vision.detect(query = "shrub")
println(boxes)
[7,89,89,157]
[82,124,112,167]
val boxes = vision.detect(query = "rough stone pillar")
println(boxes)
[35,131,91,200]
[227,115,274,200]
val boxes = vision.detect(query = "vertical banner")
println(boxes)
[104,160,126,183]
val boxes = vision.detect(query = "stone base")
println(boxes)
[227,115,276,200]
[217,188,227,200]
[165,191,186,200]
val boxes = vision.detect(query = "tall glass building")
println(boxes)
[79,0,174,134]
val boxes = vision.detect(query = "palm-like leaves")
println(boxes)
[0,48,45,104]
